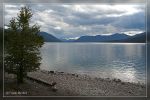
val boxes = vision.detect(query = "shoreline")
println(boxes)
[44,42,146,44]
[38,70,146,85]
[25,70,146,96]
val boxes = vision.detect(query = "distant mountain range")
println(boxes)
[75,33,129,42]
[2,27,150,43]
[39,31,148,43]
[147,32,150,43]
[113,32,146,43]
[38,32,61,42]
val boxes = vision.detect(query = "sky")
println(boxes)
[4,4,145,39]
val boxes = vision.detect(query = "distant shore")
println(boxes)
[5,70,146,96]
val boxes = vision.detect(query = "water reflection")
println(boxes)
[40,43,146,83]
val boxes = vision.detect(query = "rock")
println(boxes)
[128,91,133,94]
[117,79,121,82]
[48,71,54,74]
[60,72,64,74]
[52,86,58,92]
[76,75,78,77]
[113,78,121,83]
[50,82,57,86]
[121,82,125,85]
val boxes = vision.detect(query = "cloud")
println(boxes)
[0,4,3,28]
[113,12,145,30]
[4,4,145,39]
[4,0,145,3]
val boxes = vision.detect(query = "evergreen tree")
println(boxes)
[5,7,44,84]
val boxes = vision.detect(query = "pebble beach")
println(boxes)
[25,70,146,96]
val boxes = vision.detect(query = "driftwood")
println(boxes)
[26,76,57,87]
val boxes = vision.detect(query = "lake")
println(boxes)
[40,43,146,83]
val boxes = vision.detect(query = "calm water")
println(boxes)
[40,43,146,83]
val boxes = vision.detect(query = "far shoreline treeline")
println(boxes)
[38,31,148,43]
[2,28,149,43]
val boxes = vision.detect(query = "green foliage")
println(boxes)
[0,28,2,69]
[0,28,2,45]
[5,7,44,84]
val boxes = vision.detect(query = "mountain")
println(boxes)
[38,32,61,42]
[117,32,146,43]
[75,33,129,42]
[75,32,146,43]
[147,32,150,43]
[38,31,147,43]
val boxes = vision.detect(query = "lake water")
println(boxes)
[40,43,146,83]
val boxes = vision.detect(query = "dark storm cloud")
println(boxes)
[64,14,117,26]
[147,0,150,33]
[113,12,145,30]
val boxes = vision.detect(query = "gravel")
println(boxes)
[25,70,146,96]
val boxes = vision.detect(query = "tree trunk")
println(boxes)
[17,65,24,84]
[17,38,24,84]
